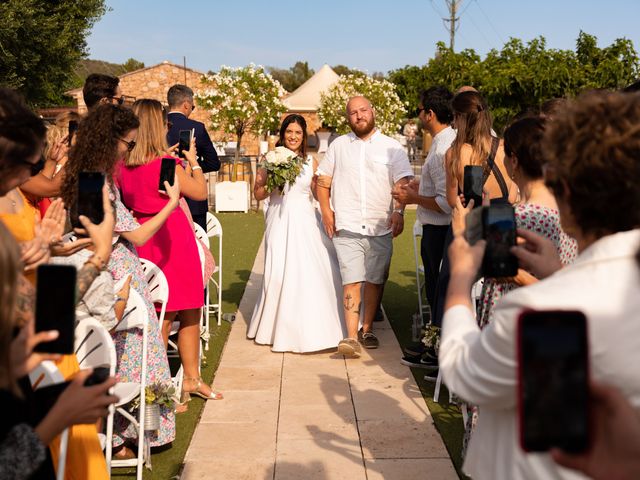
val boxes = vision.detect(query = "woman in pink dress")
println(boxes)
[117,99,221,401]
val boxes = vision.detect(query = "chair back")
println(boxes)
[75,318,117,375]
[194,223,210,248]
[206,212,222,238]
[29,360,65,390]
[139,258,169,323]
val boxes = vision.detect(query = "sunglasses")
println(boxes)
[118,138,136,152]
[108,96,125,105]
[13,155,45,176]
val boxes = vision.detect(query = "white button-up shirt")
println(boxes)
[318,130,413,236]
[417,126,456,226]
[440,229,640,480]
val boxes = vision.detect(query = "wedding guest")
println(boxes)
[82,73,123,110]
[119,99,222,402]
[61,103,177,458]
[248,114,345,352]
[166,84,220,230]
[316,96,413,357]
[439,90,640,479]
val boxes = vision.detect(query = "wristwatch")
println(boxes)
[393,208,405,216]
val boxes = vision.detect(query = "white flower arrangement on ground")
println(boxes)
[260,146,305,194]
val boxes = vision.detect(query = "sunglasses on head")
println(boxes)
[118,138,136,152]
[108,96,125,105]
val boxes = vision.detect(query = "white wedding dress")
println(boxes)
[247,156,346,352]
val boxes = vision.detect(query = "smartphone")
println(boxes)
[518,310,590,453]
[71,172,104,229]
[177,129,193,158]
[83,366,111,387]
[34,265,77,354]
[463,165,483,209]
[481,204,518,277]
[158,157,176,193]
[68,120,78,146]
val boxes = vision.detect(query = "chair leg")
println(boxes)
[433,369,443,403]
[57,429,69,480]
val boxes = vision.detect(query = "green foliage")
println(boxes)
[388,33,640,131]
[268,61,314,92]
[0,0,108,107]
[319,72,406,135]
[196,64,287,179]
[122,58,145,73]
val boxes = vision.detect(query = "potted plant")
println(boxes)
[132,382,179,431]
[196,65,287,212]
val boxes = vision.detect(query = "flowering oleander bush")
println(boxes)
[196,64,287,180]
[319,72,406,136]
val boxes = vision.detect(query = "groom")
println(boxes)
[316,96,413,357]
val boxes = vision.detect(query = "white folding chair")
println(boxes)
[29,362,69,480]
[139,258,183,391]
[205,212,223,328]
[194,223,212,351]
[75,291,149,480]
[433,278,484,404]
[412,220,429,324]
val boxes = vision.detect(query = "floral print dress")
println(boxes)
[109,189,175,448]
[461,203,578,458]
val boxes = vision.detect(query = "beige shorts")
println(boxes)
[332,231,392,285]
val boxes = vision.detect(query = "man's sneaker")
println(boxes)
[400,351,439,372]
[374,306,385,322]
[337,338,361,357]
[358,329,380,349]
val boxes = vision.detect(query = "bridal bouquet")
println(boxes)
[261,146,305,194]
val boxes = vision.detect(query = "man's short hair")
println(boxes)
[167,84,194,109]
[420,86,454,124]
[83,74,120,109]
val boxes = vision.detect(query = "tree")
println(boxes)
[0,0,107,106]
[331,65,355,76]
[122,58,145,73]
[319,72,406,135]
[387,34,640,131]
[268,61,315,92]
[196,64,287,180]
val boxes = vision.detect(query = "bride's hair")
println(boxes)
[276,114,307,158]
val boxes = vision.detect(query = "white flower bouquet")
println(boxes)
[261,146,305,194]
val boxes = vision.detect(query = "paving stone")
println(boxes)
[365,458,458,480]
[359,418,449,459]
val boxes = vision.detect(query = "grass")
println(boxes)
[112,211,264,479]
[383,209,466,479]
[111,209,467,479]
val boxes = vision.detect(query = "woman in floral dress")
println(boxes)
[61,104,179,458]
[462,116,578,457]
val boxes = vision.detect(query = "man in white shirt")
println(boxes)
[316,96,413,357]
[393,86,455,317]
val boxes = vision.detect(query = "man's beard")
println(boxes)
[350,117,375,137]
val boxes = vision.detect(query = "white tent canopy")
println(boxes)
[282,64,339,112]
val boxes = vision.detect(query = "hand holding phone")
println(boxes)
[83,366,111,387]
[518,310,590,453]
[177,129,194,158]
[482,204,518,277]
[159,157,177,194]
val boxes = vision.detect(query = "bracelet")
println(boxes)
[191,165,202,172]
[393,208,405,216]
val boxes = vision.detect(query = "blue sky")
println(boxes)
[87,0,640,74]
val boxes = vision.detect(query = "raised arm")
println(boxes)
[177,136,207,201]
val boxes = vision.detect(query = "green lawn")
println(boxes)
[113,212,264,479]
[384,209,466,478]
[112,209,466,479]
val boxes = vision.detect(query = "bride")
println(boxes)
[247,114,345,352]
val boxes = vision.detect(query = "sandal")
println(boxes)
[182,377,223,400]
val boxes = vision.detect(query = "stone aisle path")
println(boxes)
[182,242,457,480]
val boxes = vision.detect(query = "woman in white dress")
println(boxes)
[248,114,346,352]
